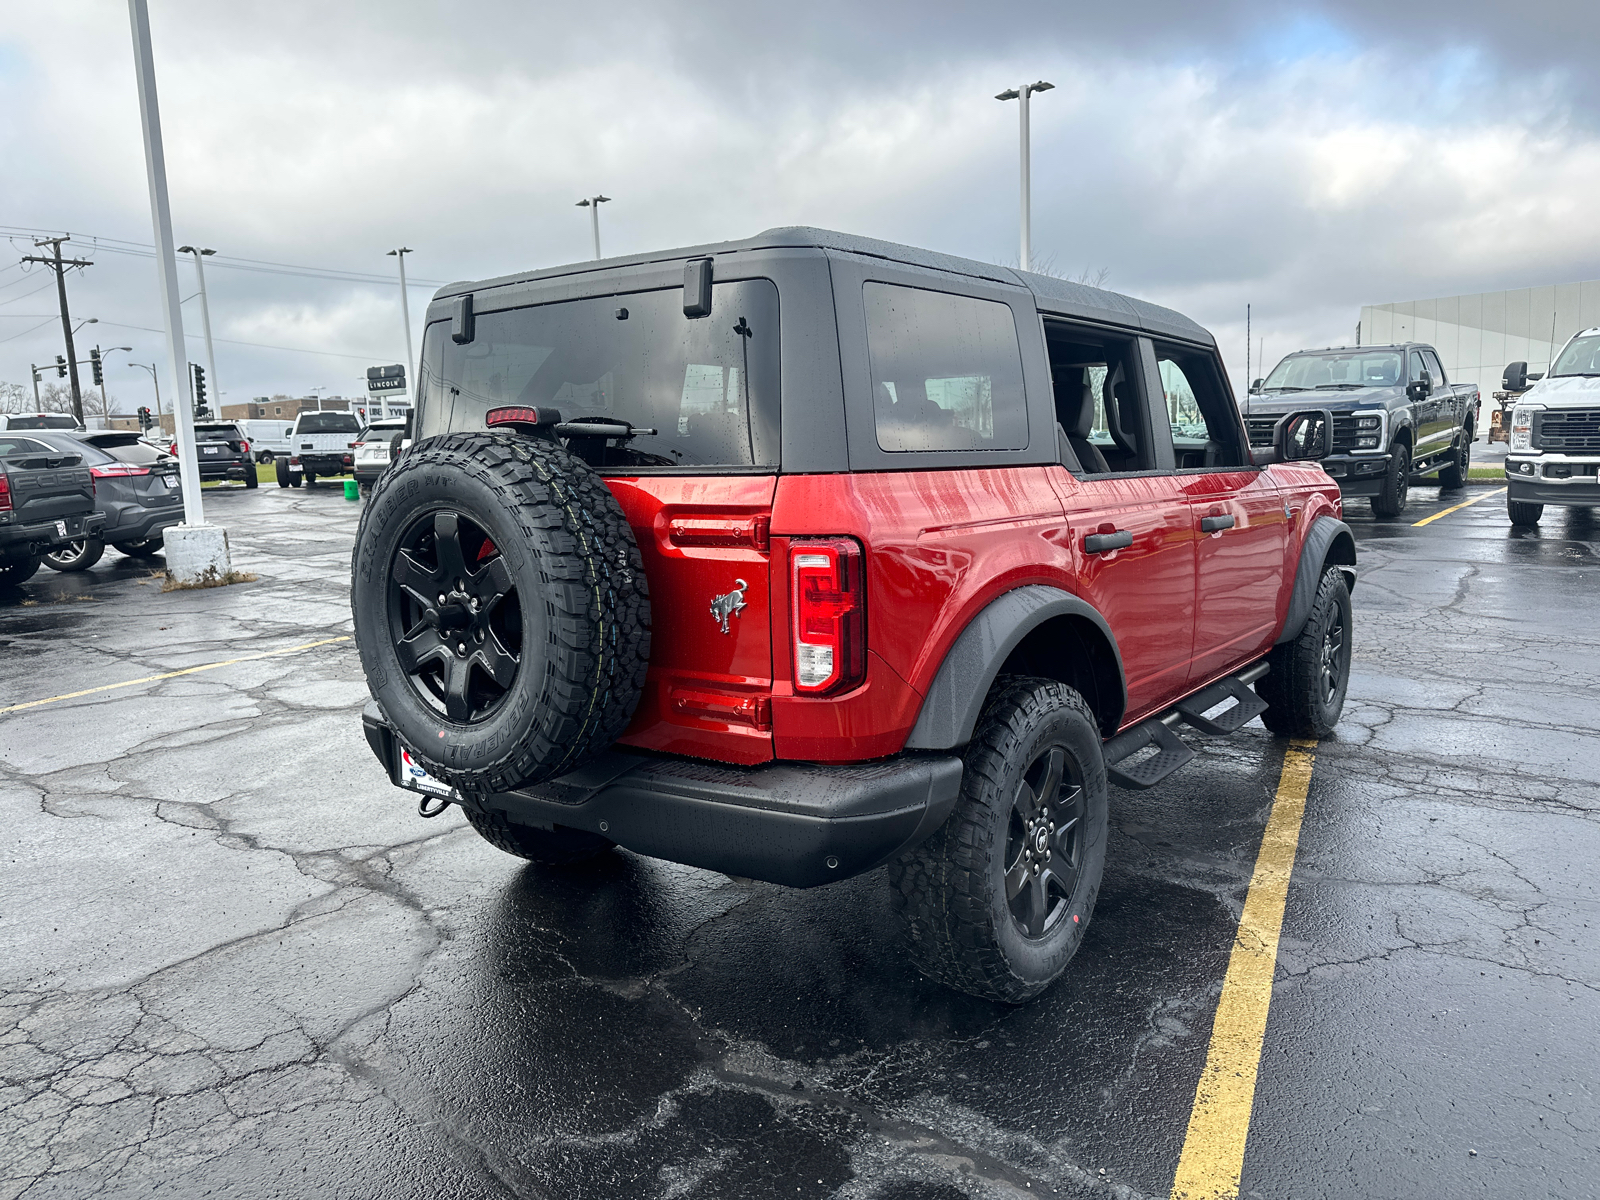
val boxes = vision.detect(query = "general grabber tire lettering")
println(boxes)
[462,806,615,866]
[1257,566,1352,739]
[888,678,1109,1004]
[351,431,650,794]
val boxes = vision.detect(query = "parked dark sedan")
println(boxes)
[172,422,258,488]
[25,430,185,571]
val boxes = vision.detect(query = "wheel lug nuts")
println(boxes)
[437,593,446,605]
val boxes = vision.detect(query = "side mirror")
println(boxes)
[1528,371,1544,383]
[1503,361,1528,391]
[1250,378,1264,393]
[1270,408,1333,462]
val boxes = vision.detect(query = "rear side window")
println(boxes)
[432,280,780,469]
[864,283,1028,452]
[0,436,54,456]
[1153,344,1247,470]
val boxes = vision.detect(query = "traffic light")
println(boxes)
[191,363,208,415]
[137,406,153,431]
[90,348,103,386]
[55,355,67,378]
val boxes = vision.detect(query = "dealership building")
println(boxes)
[1359,278,1600,402]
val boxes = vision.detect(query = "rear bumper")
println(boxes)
[361,701,964,888]
[0,510,105,558]
[196,460,252,480]
[106,506,184,542]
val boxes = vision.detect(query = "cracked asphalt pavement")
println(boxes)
[2,481,1596,1199]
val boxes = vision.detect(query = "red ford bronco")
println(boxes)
[353,228,1353,1003]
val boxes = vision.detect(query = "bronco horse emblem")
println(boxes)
[709,579,748,635]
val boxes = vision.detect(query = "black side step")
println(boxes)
[1103,719,1195,790]
[1174,674,1269,736]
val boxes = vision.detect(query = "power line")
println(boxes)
[1,225,449,288]
[0,317,58,345]
[95,319,390,362]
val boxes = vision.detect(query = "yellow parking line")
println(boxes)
[1412,486,1506,527]
[0,635,352,715]
[1169,740,1316,1200]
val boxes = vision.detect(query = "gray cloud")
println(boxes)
[3,0,1597,403]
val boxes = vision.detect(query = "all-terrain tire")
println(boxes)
[1257,567,1352,738]
[0,554,43,585]
[112,535,164,557]
[462,806,615,865]
[276,458,292,488]
[351,431,651,794]
[1371,441,1410,519]
[1437,429,1470,489]
[1507,497,1543,526]
[43,537,105,573]
[244,466,259,489]
[888,677,1109,1004]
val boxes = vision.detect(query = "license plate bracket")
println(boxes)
[394,743,456,801]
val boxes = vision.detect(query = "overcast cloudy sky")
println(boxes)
[3,0,1598,409]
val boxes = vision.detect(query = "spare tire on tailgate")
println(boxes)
[351,431,650,793]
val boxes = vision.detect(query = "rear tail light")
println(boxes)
[790,538,866,694]
[90,464,151,478]
[342,454,353,466]
[0,473,10,513]
[238,440,250,453]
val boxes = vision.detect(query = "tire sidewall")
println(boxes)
[979,687,1109,989]
[352,444,554,786]
[1306,571,1352,733]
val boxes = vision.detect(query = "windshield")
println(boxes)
[422,280,780,469]
[297,413,361,433]
[1550,333,1600,377]
[1263,350,1401,390]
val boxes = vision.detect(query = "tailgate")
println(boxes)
[605,475,777,765]
[2,456,95,525]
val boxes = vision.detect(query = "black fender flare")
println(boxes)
[904,585,1127,751]
[1277,515,1356,644]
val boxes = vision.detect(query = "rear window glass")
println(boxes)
[425,280,780,469]
[864,283,1028,452]
[296,414,361,434]
[96,439,168,465]
[3,415,78,430]
[194,424,243,439]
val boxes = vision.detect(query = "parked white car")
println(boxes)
[1504,327,1600,526]
[237,419,296,464]
[352,416,409,494]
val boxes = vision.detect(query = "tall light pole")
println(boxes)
[386,247,414,404]
[995,81,1054,273]
[177,245,219,411]
[575,195,611,260]
[98,345,134,415]
[127,0,210,538]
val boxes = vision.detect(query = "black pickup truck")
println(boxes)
[1244,342,1479,518]
[0,433,106,585]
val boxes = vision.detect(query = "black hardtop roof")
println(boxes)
[435,226,1212,346]
[1287,343,1424,355]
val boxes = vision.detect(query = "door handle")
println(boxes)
[1200,514,1235,533]
[1083,529,1133,554]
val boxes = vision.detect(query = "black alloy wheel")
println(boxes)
[388,510,522,723]
[1319,601,1346,707]
[1004,745,1087,939]
[1438,432,1470,489]
[889,677,1109,1003]
[1371,441,1410,519]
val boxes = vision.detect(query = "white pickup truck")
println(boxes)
[1504,327,1600,525]
[273,411,362,489]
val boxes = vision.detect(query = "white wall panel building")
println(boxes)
[1360,279,1600,400]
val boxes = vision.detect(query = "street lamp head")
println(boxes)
[386,247,412,256]
[995,88,1020,101]
[1030,81,1055,93]
[85,317,97,324]
[115,346,132,352]
[595,195,611,204]
[200,248,215,256]
[576,199,591,208]
[177,245,193,253]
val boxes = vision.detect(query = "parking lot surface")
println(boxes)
[2,481,1597,1200]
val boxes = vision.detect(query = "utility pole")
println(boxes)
[21,237,94,427]
[386,248,414,402]
[1246,303,1251,416]
[178,246,219,412]
[995,82,1053,273]
[575,196,611,260]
